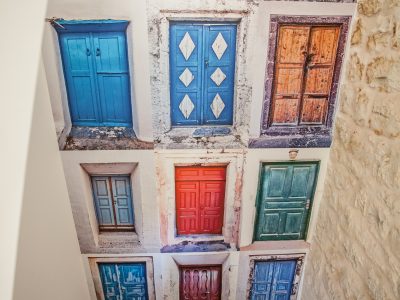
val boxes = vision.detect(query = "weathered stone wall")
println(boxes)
[302,0,400,299]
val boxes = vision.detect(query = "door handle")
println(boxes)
[86,48,91,56]
[205,59,209,67]
[96,48,101,56]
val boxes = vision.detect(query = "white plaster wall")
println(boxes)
[0,0,89,298]
[155,149,244,246]
[239,148,330,248]
[61,150,160,253]
[43,0,153,141]
[247,1,357,138]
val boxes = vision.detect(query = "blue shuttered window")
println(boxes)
[251,260,297,300]
[91,176,134,231]
[170,23,237,126]
[99,263,148,300]
[56,21,132,127]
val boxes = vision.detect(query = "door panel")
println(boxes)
[93,32,132,125]
[176,181,200,234]
[59,33,100,125]
[255,163,318,241]
[271,26,309,125]
[170,25,203,125]
[199,181,225,234]
[99,263,148,300]
[175,167,226,235]
[111,176,134,227]
[99,264,120,300]
[92,177,115,227]
[251,261,296,300]
[203,25,236,125]
[180,266,221,300]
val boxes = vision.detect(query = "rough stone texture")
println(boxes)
[63,126,154,150]
[161,240,231,253]
[302,1,400,299]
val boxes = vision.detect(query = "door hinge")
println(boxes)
[306,199,311,209]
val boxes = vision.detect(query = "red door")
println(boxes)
[175,167,226,235]
[180,266,222,300]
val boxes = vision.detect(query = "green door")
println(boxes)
[254,162,318,241]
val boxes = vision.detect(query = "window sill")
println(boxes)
[62,126,153,150]
[240,240,310,252]
[98,231,141,250]
[249,134,332,148]
[161,240,231,253]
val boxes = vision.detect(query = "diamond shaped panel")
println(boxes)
[179,68,194,87]
[212,33,228,60]
[179,94,195,119]
[210,93,225,119]
[210,68,226,86]
[179,32,195,61]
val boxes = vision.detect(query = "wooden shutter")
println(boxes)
[251,260,296,300]
[270,24,340,126]
[180,266,222,300]
[254,163,318,241]
[92,177,115,227]
[203,25,236,125]
[301,26,339,124]
[93,32,132,126]
[59,33,100,125]
[271,26,309,125]
[111,176,134,227]
[175,167,226,235]
[170,23,237,126]
[170,24,203,125]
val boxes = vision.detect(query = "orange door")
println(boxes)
[271,25,340,126]
[175,167,226,235]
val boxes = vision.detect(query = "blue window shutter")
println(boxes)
[117,263,148,299]
[251,260,296,300]
[170,24,203,125]
[93,32,132,126]
[59,33,100,125]
[99,264,120,300]
[203,25,236,125]
[111,176,134,226]
[91,177,115,227]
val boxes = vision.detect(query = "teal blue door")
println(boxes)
[254,162,318,241]
[99,263,148,300]
[170,23,237,125]
[250,260,296,300]
[56,20,132,127]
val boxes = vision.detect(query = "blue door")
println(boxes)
[251,260,296,300]
[99,263,148,300]
[170,23,237,126]
[92,176,134,231]
[57,21,132,127]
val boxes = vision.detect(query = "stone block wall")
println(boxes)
[302,0,400,299]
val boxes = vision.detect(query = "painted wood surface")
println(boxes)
[271,25,340,126]
[180,266,222,300]
[250,260,296,300]
[92,176,134,231]
[99,263,148,300]
[58,23,132,126]
[175,167,226,235]
[254,162,318,241]
[170,23,237,126]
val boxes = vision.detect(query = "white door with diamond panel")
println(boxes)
[170,23,237,125]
